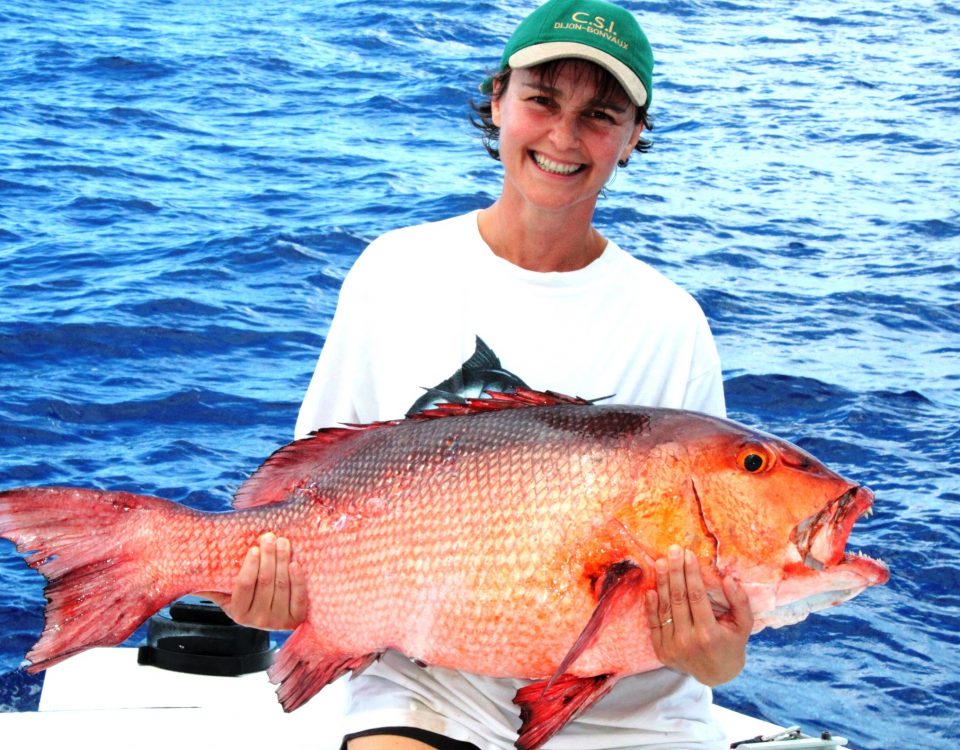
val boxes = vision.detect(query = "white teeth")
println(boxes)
[533,152,582,175]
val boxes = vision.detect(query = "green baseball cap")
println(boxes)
[487,0,654,107]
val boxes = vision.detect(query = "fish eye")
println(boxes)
[737,445,773,473]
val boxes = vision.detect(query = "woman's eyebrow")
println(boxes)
[518,81,559,96]
[519,82,629,113]
[586,97,629,114]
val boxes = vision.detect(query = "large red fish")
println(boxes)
[0,390,887,749]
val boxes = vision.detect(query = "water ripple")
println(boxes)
[1,1,958,746]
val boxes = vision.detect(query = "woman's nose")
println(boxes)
[549,113,580,150]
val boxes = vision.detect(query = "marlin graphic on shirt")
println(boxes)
[406,336,529,416]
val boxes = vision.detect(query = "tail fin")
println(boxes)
[0,487,198,672]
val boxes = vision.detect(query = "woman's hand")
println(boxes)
[202,533,308,631]
[644,545,753,686]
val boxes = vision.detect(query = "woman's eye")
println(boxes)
[587,110,615,122]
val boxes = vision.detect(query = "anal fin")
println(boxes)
[513,673,615,750]
[267,625,380,712]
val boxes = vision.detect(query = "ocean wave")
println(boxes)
[79,55,177,81]
[1,0,958,745]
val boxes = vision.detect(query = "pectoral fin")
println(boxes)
[509,561,643,748]
[553,560,645,680]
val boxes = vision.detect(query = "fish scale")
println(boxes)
[0,391,888,750]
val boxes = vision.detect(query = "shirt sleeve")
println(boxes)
[680,311,727,419]
[683,365,726,418]
[294,262,374,439]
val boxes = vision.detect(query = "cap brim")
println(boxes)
[509,42,647,107]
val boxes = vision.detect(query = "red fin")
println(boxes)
[415,388,593,419]
[580,519,657,598]
[0,487,194,672]
[267,625,380,712]
[513,673,615,750]
[551,562,646,683]
[233,427,369,509]
[233,387,593,510]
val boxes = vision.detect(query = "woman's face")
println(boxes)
[491,61,644,215]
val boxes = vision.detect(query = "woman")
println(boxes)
[211,1,753,747]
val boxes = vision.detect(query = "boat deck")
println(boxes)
[0,647,791,748]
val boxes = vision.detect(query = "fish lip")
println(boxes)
[793,485,876,570]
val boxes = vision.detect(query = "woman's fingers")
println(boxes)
[288,558,309,625]
[202,533,308,630]
[271,535,292,617]
[228,542,263,615]
[683,548,715,625]
[645,546,751,686]
[666,545,692,629]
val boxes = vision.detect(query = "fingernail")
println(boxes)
[668,544,681,559]
[685,549,695,563]
[656,559,668,574]
[260,532,276,545]
[277,537,290,552]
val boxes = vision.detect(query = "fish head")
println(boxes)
[678,414,889,632]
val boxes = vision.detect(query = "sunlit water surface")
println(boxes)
[1,2,958,748]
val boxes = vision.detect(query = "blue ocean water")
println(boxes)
[1,0,957,747]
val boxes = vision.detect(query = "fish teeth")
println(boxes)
[851,549,884,564]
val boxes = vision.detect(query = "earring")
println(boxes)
[617,158,629,168]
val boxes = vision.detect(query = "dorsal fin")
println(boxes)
[232,426,372,510]
[412,388,593,419]
[231,388,593,510]
[463,335,500,371]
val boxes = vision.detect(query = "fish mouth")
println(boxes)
[752,484,889,631]
[793,485,877,570]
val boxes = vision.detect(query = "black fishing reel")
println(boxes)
[137,596,277,677]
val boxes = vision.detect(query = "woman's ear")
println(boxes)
[621,123,644,162]
[491,79,503,128]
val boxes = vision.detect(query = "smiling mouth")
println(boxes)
[531,151,585,176]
